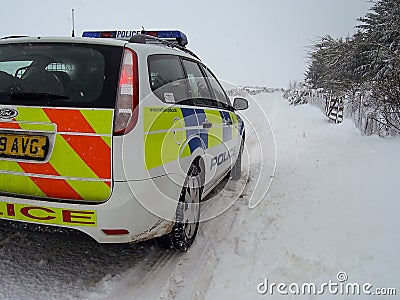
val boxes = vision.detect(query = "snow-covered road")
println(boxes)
[0,92,399,299]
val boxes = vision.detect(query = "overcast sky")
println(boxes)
[1,0,372,87]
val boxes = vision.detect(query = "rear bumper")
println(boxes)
[0,173,184,243]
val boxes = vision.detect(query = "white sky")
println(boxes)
[1,0,372,87]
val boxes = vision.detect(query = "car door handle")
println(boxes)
[224,120,233,126]
[202,120,213,129]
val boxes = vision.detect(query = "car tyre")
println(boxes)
[230,135,244,181]
[162,164,201,251]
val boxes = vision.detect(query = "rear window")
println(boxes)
[0,43,123,108]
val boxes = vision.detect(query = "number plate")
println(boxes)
[0,133,49,161]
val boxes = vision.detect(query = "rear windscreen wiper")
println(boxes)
[7,92,69,100]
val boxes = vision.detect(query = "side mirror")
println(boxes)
[233,97,249,111]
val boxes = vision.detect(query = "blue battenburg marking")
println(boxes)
[220,111,232,142]
[195,109,208,149]
[181,108,200,154]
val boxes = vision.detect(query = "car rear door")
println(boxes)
[179,59,237,188]
[0,42,123,202]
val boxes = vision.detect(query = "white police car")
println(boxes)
[0,30,248,250]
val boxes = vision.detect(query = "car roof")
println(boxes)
[0,36,127,46]
[0,36,199,61]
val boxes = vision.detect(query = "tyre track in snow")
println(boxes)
[158,168,253,300]
[0,174,248,300]
[0,223,171,300]
[103,165,252,299]
[0,169,251,300]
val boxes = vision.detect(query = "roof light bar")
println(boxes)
[142,30,188,46]
[82,31,117,38]
[82,30,188,46]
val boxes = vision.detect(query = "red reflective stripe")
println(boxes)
[18,161,59,176]
[0,111,109,200]
[43,109,96,133]
[62,135,111,179]
[0,122,20,129]
[43,108,111,179]
[18,163,83,200]
[0,121,80,198]
[29,177,83,199]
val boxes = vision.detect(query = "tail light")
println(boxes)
[114,48,139,135]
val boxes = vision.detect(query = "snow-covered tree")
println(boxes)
[304,0,400,135]
[357,0,400,110]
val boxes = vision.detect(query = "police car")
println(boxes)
[0,30,248,250]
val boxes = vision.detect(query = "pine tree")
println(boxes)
[305,0,400,134]
[357,0,400,108]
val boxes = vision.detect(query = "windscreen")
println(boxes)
[0,43,123,108]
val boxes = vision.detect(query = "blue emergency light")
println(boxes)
[82,30,188,47]
[82,31,118,38]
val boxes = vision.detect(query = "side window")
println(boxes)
[0,61,32,78]
[181,59,212,102]
[148,55,189,103]
[203,67,231,107]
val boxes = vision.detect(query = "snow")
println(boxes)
[202,93,400,299]
[0,92,399,299]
